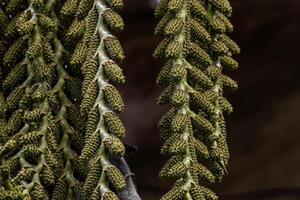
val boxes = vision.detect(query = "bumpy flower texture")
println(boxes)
[154,0,240,199]
[0,0,128,199]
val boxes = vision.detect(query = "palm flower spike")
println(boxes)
[154,0,240,199]
[72,0,136,199]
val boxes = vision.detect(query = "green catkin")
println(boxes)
[190,0,207,21]
[103,135,125,157]
[168,0,184,13]
[155,0,239,199]
[209,16,226,33]
[37,13,56,31]
[161,186,186,200]
[216,11,233,32]
[33,64,57,85]
[5,0,25,14]
[43,41,55,63]
[5,109,23,136]
[80,131,101,162]
[170,64,186,82]
[22,145,43,158]
[16,13,34,36]
[83,159,102,197]
[6,87,25,112]
[12,167,35,184]
[104,0,124,10]
[65,77,83,103]
[60,0,79,19]
[165,18,185,36]
[155,0,168,18]
[103,85,125,112]
[31,87,47,102]
[103,111,126,138]
[81,81,99,114]
[75,0,129,198]
[104,165,126,191]
[72,180,86,199]
[66,105,86,133]
[220,74,238,91]
[188,42,213,66]
[158,84,175,105]
[153,38,171,58]
[103,9,125,32]
[211,40,229,55]
[85,7,98,41]
[171,113,189,133]
[69,130,86,153]
[167,162,188,179]
[81,57,99,94]
[188,67,214,89]
[3,37,26,66]
[3,63,27,91]
[210,0,232,16]
[171,89,189,106]
[40,166,56,187]
[219,34,240,55]
[45,131,58,152]
[104,36,125,61]
[0,1,86,199]
[76,0,94,19]
[165,40,183,58]
[51,179,67,200]
[102,191,120,200]
[30,184,49,200]
[64,19,85,43]
[23,108,44,123]
[190,185,218,200]
[85,108,100,139]
[156,60,172,85]
[19,131,43,145]
[190,18,211,43]
[70,41,87,66]
[102,60,125,84]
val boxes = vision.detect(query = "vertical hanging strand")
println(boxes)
[0,0,62,199]
[75,0,136,199]
[155,0,239,199]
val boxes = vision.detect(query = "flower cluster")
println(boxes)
[0,0,129,199]
[154,0,240,199]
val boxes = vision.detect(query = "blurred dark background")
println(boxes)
[118,0,300,199]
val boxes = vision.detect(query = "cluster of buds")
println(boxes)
[154,0,240,199]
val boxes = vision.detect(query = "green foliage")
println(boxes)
[154,0,240,199]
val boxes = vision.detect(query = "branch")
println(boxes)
[110,155,142,200]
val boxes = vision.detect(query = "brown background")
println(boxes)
[117,0,300,199]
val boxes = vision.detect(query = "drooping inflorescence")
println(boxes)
[0,0,63,199]
[73,0,128,199]
[0,0,131,199]
[154,0,240,199]
[0,0,240,199]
